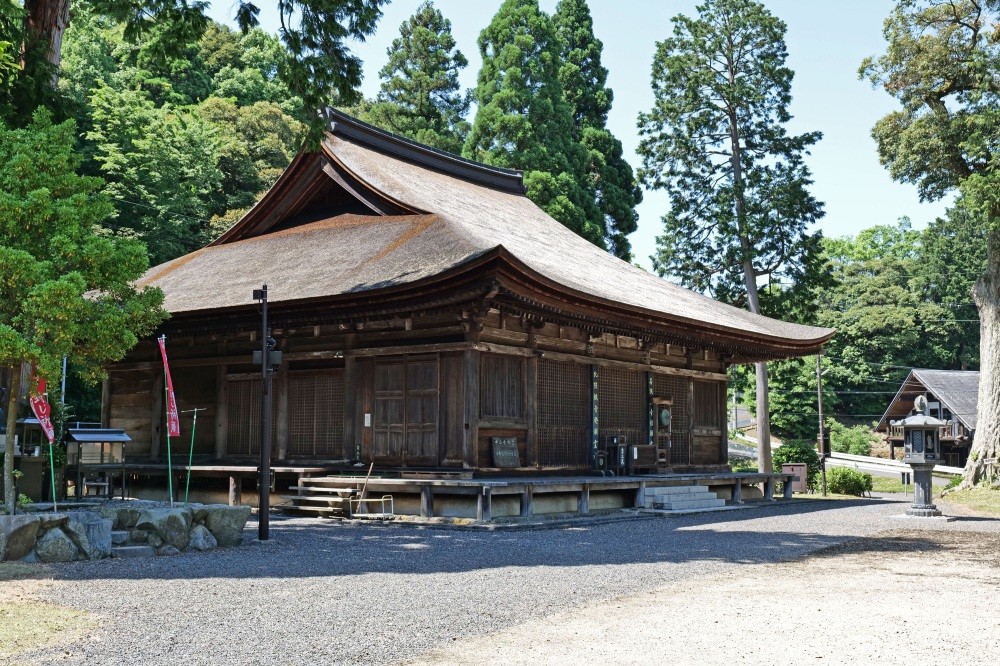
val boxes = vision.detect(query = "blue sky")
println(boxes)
[214,0,948,269]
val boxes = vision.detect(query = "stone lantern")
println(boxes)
[890,396,947,517]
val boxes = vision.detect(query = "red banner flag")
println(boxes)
[157,336,181,437]
[29,375,56,444]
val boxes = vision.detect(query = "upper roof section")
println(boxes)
[878,369,980,431]
[138,109,834,359]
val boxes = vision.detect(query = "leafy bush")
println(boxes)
[827,420,876,456]
[828,467,873,496]
[773,440,820,490]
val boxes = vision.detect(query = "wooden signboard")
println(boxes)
[491,437,521,468]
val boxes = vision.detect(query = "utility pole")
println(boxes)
[253,285,280,541]
[816,352,827,497]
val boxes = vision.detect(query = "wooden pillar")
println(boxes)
[344,355,357,462]
[687,378,695,465]
[720,369,729,465]
[100,378,111,428]
[150,372,163,462]
[477,486,492,522]
[464,350,479,468]
[275,360,289,461]
[215,365,228,460]
[520,486,533,517]
[228,475,242,506]
[526,356,538,467]
[420,484,433,518]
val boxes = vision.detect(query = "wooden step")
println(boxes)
[280,495,351,504]
[287,486,357,495]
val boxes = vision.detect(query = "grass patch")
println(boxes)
[942,487,1000,516]
[0,599,93,657]
[870,476,911,494]
[0,563,40,582]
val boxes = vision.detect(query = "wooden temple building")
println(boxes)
[101,111,833,515]
[877,369,978,467]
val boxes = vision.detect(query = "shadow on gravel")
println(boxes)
[40,497,970,583]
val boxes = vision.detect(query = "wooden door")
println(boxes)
[372,357,439,466]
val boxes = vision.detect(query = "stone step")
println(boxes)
[111,530,130,546]
[650,497,727,511]
[644,485,711,496]
[112,545,156,558]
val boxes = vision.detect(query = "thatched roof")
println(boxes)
[878,369,980,431]
[138,110,833,358]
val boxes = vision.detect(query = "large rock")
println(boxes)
[188,525,217,551]
[204,505,252,547]
[99,505,143,530]
[0,515,40,561]
[35,528,79,563]
[36,513,68,530]
[136,508,192,550]
[65,513,112,560]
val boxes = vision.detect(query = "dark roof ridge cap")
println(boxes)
[323,108,526,195]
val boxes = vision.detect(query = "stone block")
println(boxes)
[0,514,40,561]
[35,528,79,563]
[204,505,252,547]
[188,525,217,551]
[136,508,192,550]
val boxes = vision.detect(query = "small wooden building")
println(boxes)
[103,110,833,476]
[877,369,978,467]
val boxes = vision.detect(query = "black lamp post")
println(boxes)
[252,285,281,540]
[891,396,947,518]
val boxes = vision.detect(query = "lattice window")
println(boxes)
[287,370,345,458]
[653,373,690,466]
[226,376,276,458]
[537,359,589,466]
[480,354,525,419]
[598,366,646,447]
[694,381,723,429]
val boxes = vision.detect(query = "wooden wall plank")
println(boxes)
[216,365,228,459]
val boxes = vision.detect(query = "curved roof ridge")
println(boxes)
[324,108,526,195]
[323,132,834,346]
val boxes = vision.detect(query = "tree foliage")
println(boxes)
[637,0,824,308]
[361,1,470,154]
[863,0,1000,487]
[553,0,641,260]
[58,11,304,263]
[0,111,166,512]
[637,0,825,472]
[464,0,604,247]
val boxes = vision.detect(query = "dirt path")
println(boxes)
[404,529,1000,665]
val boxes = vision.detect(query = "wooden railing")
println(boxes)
[887,423,966,440]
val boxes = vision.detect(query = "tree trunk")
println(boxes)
[4,363,22,514]
[961,230,1000,488]
[23,0,70,82]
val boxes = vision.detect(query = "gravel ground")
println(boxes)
[12,496,1000,666]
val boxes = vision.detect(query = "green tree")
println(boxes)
[464,0,604,247]
[636,0,825,472]
[861,0,1000,487]
[58,13,304,260]
[362,1,469,154]
[4,0,385,134]
[0,111,166,513]
[553,0,641,260]
[86,84,224,265]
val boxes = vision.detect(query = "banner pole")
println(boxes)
[183,408,201,504]
[161,335,174,508]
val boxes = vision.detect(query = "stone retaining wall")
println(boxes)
[0,503,252,562]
